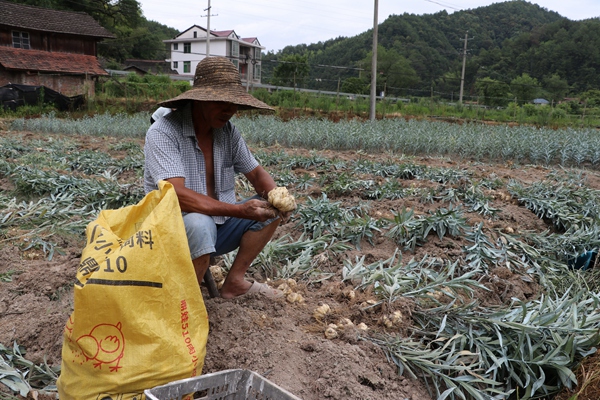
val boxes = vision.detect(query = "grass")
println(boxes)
[0,270,20,282]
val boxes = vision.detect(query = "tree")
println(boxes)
[510,73,540,104]
[581,90,600,107]
[476,77,510,107]
[341,77,368,95]
[543,74,569,103]
[272,54,310,87]
[62,0,142,29]
[359,45,419,97]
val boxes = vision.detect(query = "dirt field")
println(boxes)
[0,126,598,399]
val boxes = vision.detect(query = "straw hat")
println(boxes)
[158,56,273,111]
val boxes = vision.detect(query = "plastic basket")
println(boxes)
[144,369,302,400]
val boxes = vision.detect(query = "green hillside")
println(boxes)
[263,0,599,101]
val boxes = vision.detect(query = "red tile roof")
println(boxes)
[0,0,114,38]
[0,46,108,76]
[242,37,258,43]
[211,30,235,37]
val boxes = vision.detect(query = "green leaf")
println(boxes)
[0,376,30,396]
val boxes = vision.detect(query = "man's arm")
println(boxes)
[166,177,276,221]
[244,165,277,199]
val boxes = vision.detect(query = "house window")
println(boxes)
[173,61,178,69]
[193,31,197,38]
[173,43,178,51]
[232,59,239,69]
[254,47,261,60]
[183,61,191,73]
[231,41,239,58]
[184,43,191,54]
[253,64,261,80]
[12,31,30,49]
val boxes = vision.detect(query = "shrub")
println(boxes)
[523,103,538,117]
[551,107,567,121]
[125,72,144,84]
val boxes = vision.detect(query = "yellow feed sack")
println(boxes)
[57,181,208,400]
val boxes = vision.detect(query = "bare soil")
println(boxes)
[0,126,598,400]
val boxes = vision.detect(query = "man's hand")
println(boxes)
[241,199,278,221]
[278,210,292,224]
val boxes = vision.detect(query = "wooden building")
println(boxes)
[0,1,114,97]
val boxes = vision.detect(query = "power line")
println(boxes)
[422,0,462,12]
[269,59,363,72]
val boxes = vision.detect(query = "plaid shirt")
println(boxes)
[144,103,259,224]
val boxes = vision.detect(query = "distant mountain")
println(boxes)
[262,0,600,97]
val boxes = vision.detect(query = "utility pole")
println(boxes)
[369,0,378,121]
[246,61,250,92]
[203,0,218,57]
[336,76,341,109]
[293,70,297,116]
[459,31,472,105]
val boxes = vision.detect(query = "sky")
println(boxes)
[138,0,600,53]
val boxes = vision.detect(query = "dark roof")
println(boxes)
[0,0,114,38]
[0,46,108,76]
[124,59,177,75]
[123,65,148,74]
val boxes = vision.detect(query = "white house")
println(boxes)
[164,25,264,85]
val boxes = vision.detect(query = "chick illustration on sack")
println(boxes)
[71,322,125,371]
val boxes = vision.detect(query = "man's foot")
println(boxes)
[221,281,283,299]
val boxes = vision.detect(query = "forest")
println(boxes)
[7,0,600,104]
[263,1,600,105]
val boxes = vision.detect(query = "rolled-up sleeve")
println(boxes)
[230,124,259,174]
[144,126,186,192]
